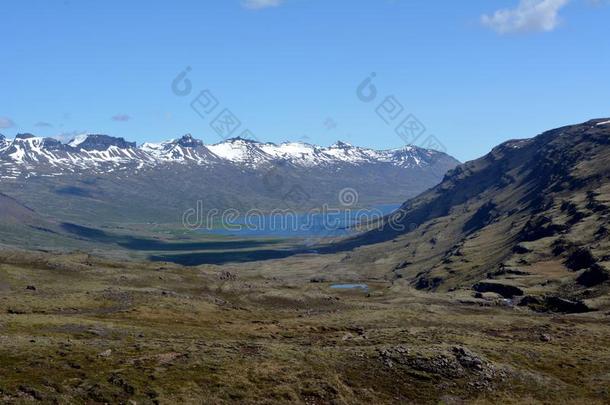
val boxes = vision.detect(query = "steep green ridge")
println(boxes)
[332,119,610,308]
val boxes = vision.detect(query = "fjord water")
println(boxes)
[201,203,401,239]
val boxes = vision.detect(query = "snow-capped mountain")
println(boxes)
[0,133,456,179]
[141,134,219,165]
[0,132,460,226]
[0,134,158,178]
[207,137,275,167]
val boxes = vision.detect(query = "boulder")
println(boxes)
[452,346,484,371]
[539,334,552,342]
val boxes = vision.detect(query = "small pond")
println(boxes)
[330,284,369,290]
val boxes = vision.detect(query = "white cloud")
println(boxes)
[482,0,570,34]
[242,0,283,10]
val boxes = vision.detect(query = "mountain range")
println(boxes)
[0,133,456,178]
[0,133,459,245]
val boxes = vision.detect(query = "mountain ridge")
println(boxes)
[325,118,610,310]
[0,132,456,179]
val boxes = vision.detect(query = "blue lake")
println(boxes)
[201,203,401,239]
[330,284,369,290]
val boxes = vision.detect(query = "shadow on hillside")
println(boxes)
[60,223,276,252]
[149,249,304,266]
[60,222,376,266]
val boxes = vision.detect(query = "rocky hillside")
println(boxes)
[335,119,610,312]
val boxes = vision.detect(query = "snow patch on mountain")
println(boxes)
[208,138,272,166]
[323,142,385,164]
[68,134,89,147]
[142,137,218,165]
[260,142,332,166]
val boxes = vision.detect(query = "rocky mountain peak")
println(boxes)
[224,136,258,144]
[176,134,204,148]
[73,134,136,151]
[40,137,67,151]
[330,141,353,149]
[15,133,36,140]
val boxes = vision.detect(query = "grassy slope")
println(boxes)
[1,251,610,403]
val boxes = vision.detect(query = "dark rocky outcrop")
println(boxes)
[414,275,444,290]
[472,281,524,299]
[78,135,136,151]
[394,261,411,270]
[176,134,204,148]
[565,248,597,271]
[519,295,592,313]
[14,133,36,140]
[576,264,609,287]
[512,244,532,254]
[544,296,591,313]
[519,216,565,242]
[452,346,484,371]
[518,295,543,307]
[551,238,575,256]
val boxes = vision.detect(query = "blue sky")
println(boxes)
[1,0,609,162]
